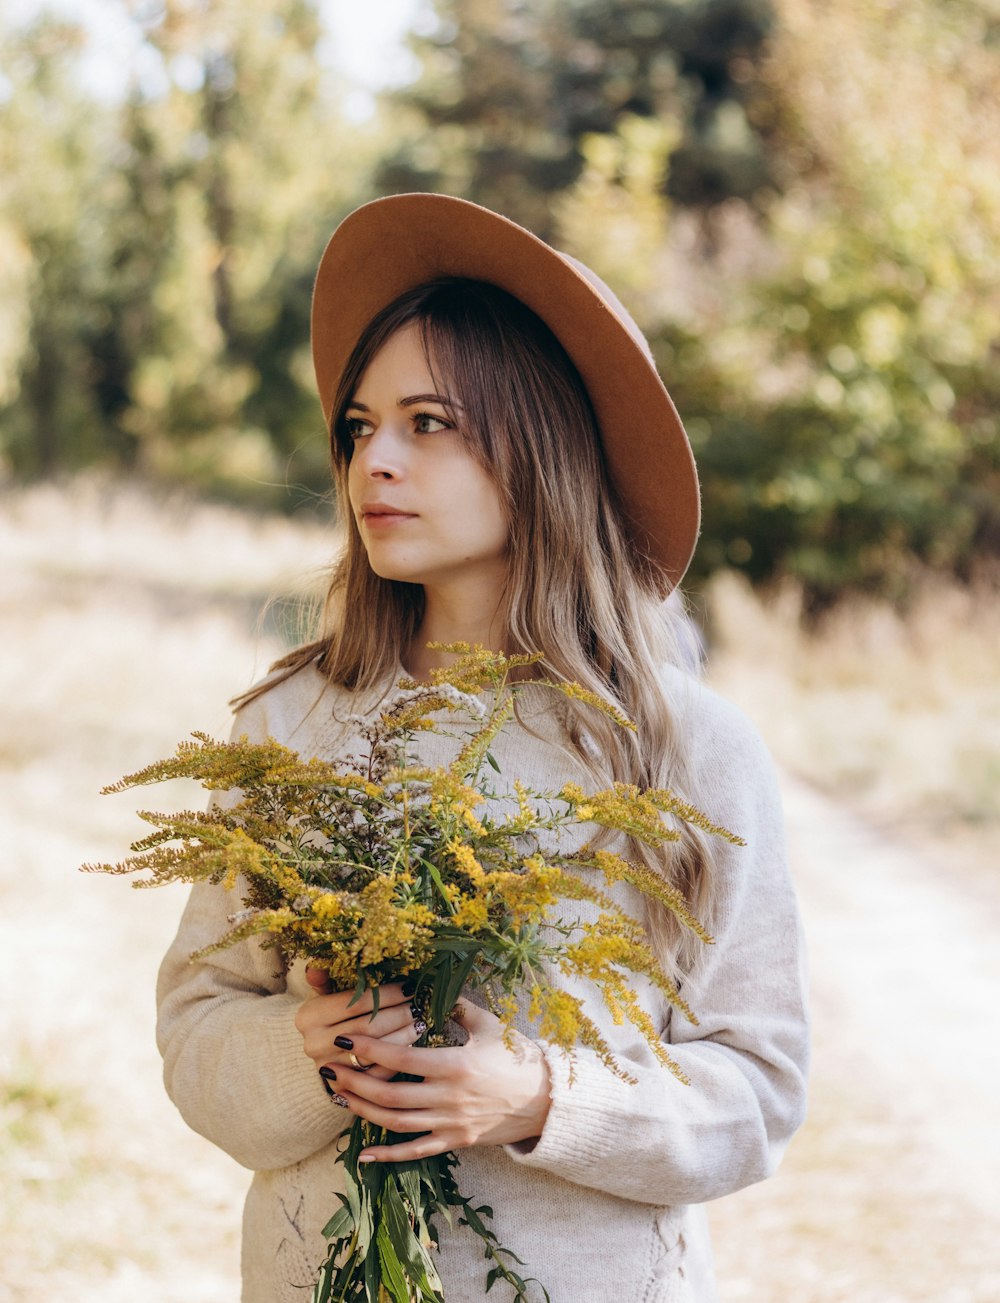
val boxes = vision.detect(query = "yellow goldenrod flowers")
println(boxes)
[87,646,740,1084]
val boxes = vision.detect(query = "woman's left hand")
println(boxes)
[328,1001,552,1163]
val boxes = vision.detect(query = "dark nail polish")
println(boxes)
[319,1066,337,1081]
[320,1077,349,1107]
[334,1035,354,1050]
[402,978,417,997]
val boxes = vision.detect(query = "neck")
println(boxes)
[405,583,509,682]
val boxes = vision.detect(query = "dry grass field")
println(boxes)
[1,478,332,1301]
[2,477,997,1301]
[703,568,1000,881]
[701,575,1000,1302]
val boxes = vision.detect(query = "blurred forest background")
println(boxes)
[2,0,998,601]
[2,2,1000,1300]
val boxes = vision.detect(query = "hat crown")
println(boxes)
[559,254,656,367]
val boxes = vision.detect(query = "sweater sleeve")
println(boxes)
[155,688,349,1172]
[506,684,810,1206]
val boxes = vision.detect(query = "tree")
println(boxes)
[378,0,779,236]
[700,0,1000,597]
[538,0,1000,599]
[0,18,117,474]
[0,0,378,502]
[115,0,369,499]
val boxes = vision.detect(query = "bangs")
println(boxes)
[415,280,600,479]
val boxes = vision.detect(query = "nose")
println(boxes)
[351,424,406,481]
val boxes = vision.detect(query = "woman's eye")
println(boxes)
[344,416,372,441]
[413,412,450,434]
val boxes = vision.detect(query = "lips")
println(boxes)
[359,502,417,524]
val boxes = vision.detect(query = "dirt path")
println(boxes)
[2,483,997,1301]
[709,777,1000,1302]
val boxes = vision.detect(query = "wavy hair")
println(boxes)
[255,278,715,976]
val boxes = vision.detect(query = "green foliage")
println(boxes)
[550,0,1000,599]
[0,19,120,474]
[122,0,345,496]
[316,1118,545,1302]
[691,0,1000,599]
[2,0,998,596]
[379,0,779,233]
[0,1,377,504]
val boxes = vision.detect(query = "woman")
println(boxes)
[156,194,809,1303]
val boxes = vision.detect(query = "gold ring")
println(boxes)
[348,1051,375,1072]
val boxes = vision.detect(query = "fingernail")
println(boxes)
[320,1077,349,1107]
[319,1066,337,1081]
[358,1154,376,1163]
[333,1035,354,1050]
[402,979,417,997]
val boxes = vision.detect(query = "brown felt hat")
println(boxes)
[311,193,700,591]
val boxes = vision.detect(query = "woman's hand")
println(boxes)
[294,969,425,1085]
[322,1000,552,1162]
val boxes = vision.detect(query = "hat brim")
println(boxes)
[311,193,700,591]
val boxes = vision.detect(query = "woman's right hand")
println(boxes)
[294,969,424,1084]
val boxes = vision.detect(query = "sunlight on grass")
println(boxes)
[704,568,1000,839]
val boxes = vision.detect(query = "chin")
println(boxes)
[363,556,423,585]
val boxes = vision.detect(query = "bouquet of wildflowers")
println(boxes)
[87,646,742,1303]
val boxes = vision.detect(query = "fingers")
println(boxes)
[449,999,501,1039]
[333,1025,552,1153]
[381,1020,428,1050]
[334,1069,439,1113]
[338,1071,475,1160]
[305,965,331,993]
[296,986,422,1074]
[315,982,411,1016]
[331,1032,452,1080]
[319,1013,427,1064]
[332,1076,449,1154]
[294,979,409,1031]
[302,1004,416,1066]
[359,1133,449,1163]
[327,1063,398,1084]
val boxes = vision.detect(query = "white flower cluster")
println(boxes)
[227,907,259,926]
[434,682,488,718]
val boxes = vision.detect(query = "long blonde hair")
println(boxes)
[258,278,716,974]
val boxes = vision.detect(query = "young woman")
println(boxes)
[156,194,809,1303]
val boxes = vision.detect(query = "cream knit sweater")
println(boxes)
[156,663,809,1303]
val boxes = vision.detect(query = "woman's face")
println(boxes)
[345,322,509,594]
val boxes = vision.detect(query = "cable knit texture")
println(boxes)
[156,663,809,1303]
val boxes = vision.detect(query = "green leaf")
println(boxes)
[421,858,453,910]
[375,1218,411,1303]
[321,1200,354,1241]
[397,1167,423,1217]
[363,1235,381,1301]
[440,949,480,1012]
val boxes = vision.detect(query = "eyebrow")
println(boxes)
[345,393,463,412]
